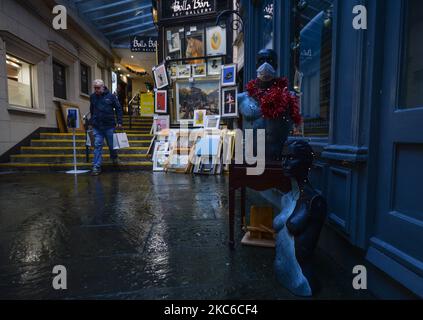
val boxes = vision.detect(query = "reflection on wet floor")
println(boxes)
[0,172,372,299]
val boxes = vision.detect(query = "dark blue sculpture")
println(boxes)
[273,141,327,296]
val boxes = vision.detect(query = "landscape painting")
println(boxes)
[175,80,220,122]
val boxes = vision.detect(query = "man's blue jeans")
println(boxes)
[93,127,117,169]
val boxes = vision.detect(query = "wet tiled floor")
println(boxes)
[0,172,373,299]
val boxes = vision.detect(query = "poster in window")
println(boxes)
[80,63,90,95]
[140,93,154,116]
[185,28,204,63]
[53,61,67,100]
[167,30,181,53]
[206,26,226,56]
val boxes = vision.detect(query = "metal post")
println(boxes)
[72,128,77,172]
[66,128,90,175]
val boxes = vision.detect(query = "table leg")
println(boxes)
[241,186,246,230]
[229,187,235,249]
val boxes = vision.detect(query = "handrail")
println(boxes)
[128,93,140,130]
[128,93,139,106]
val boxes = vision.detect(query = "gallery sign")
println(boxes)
[130,36,158,52]
[161,0,216,20]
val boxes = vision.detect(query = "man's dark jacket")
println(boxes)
[89,88,123,129]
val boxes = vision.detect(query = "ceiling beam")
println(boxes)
[82,0,139,14]
[91,4,152,22]
[110,26,157,42]
[104,21,155,36]
[97,13,153,30]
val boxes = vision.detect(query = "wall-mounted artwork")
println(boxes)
[221,64,237,87]
[206,26,226,56]
[175,79,220,122]
[155,90,168,114]
[192,63,207,77]
[176,65,191,79]
[152,63,169,89]
[185,28,205,64]
[221,87,238,118]
[207,58,222,76]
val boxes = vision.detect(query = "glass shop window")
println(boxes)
[165,26,184,60]
[53,60,67,100]
[259,0,274,50]
[165,23,226,64]
[6,54,33,108]
[293,0,334,136]
[80,63,91,95]
[399,0,423,108]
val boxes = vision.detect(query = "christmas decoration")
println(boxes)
[246,77,302,125]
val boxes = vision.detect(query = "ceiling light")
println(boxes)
[131,55,134,59]
[127,74,130,77]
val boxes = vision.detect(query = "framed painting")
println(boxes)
[221,64,237,87]
[175,79,220,123]
[207,58,222,76]
[152,63,169,89]
[192,63,207,78]
[193,109,207,127]
[185,28,205,64]
[221,87,238,118]
[176,65,191,79]
[153,115,170,134]
[204,115,221,129]
[155,90,168,114]
[206,26,227,56]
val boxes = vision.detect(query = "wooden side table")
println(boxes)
[228,162,291,248]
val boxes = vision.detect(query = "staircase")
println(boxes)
[0,116,154,172]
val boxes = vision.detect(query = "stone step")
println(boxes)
[31,139,152,147]
[121,125,152,129]
[40,133,153,140]
[0,161,153,172]
[122,118,153,122]
[122,116,153,119]
[11,154,150,163]
[20,146,149,154]
[122,120,152,125]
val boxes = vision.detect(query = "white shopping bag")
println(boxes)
[86,130,93,147]
[113,132,130,149]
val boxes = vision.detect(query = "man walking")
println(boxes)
[89,79,123,176]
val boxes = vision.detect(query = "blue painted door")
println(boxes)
[367,0,423,297]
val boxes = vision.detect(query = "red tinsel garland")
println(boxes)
[246,77,302,125]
